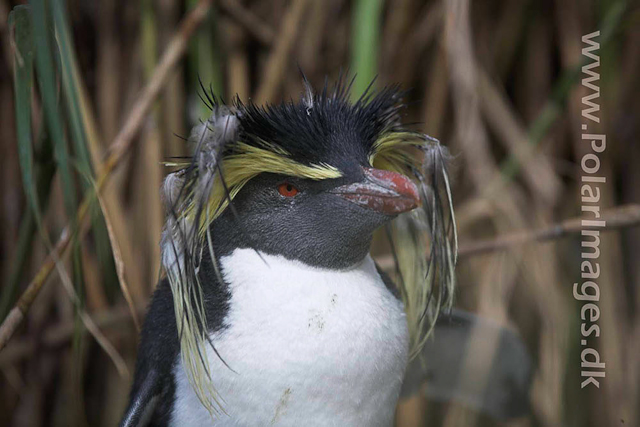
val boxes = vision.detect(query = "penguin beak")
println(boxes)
[330,167,420,215]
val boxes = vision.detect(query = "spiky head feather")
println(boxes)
[161,78,457,417]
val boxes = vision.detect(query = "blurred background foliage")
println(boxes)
[0,0,639,426]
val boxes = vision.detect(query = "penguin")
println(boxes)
[120,78,529,426]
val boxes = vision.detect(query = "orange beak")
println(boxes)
[330,167,420,215]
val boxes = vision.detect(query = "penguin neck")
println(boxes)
[208,213,375,270]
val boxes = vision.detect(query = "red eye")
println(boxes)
[277,182,299,197]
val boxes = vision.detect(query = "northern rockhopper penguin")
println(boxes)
[120,77,460,426]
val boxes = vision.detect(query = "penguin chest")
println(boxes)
[170,248,409,426]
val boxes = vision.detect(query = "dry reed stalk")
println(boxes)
[381,0,416,81]
[443,0,530,294]
[490,0,528,77]
[219,0,275,46]
[80,246,109,311]
[442,253,518,427]
[449,191,530,426]
[374,204,640,271]
[139,0,165,297]
[225,20,250,100]
[297,0,331,78]
[421,45,448,138]
[0,0,13,72]
[10,293,52,426]
[522,243,568,427]
[396,1,441,86]
[0,81,20,281]
[97,0,120,144]
[94,186,141,331]
[459,204,640,256]
[0,0,213,352]
[515,14,552,123]
[477,68,562,207]
[159,0,186,158]
[395,394,426,427]
[324,5,349,76]
[54,251,129,377]
[66,10,147,320]
[137,126,164,297]
[443,0,498,187]
[0,305,143,367]
[255,0,312,104]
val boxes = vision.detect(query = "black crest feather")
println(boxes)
[229,79,406,171]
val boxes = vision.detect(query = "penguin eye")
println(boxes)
[277,182,299,197]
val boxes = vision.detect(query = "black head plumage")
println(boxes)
[233,80,405,171]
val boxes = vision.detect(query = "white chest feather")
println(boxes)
[170,249,409,426]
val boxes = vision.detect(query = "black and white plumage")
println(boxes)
[120,78,531,426]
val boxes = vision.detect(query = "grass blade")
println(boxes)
[10,6,39,224]
[187,0,223,119]
[31,0,77,215]
[30,1,86,386]
[52,0,118,295]
[2,6,57,321]
[0,143,56,321]
[350,0,384,100]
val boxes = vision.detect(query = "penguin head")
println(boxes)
[210,84,421,268]
[213,169,418,268]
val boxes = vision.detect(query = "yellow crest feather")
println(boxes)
[191,141,342,236]
[370,131,457,359]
